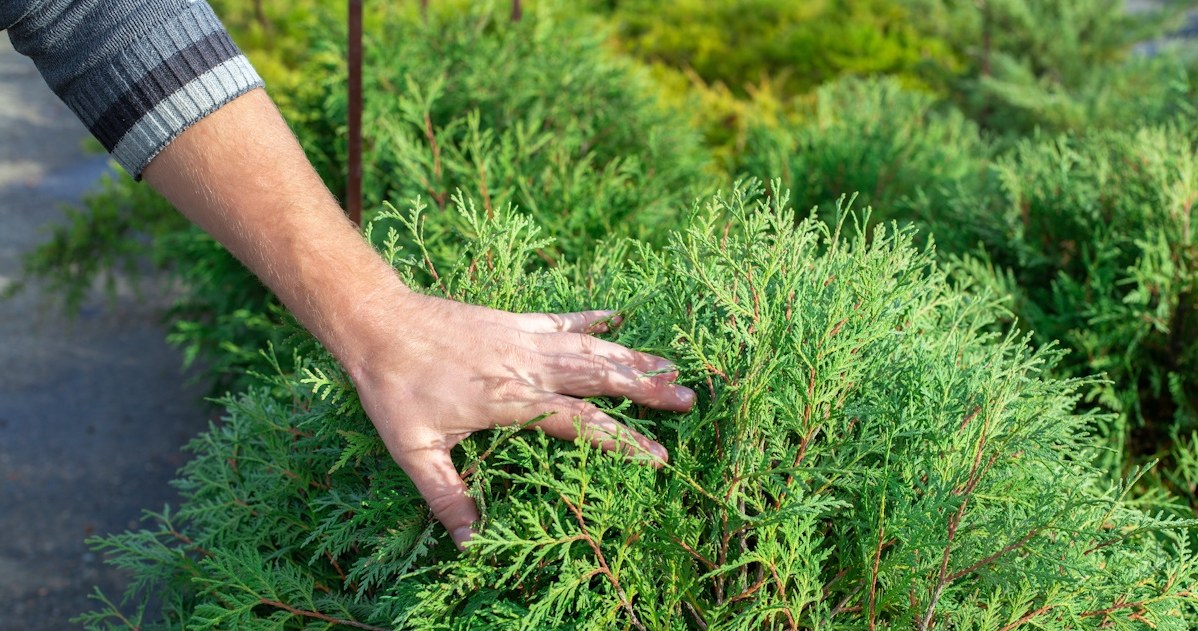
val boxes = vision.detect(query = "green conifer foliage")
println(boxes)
[81,184,1198,629]
[897,0,1192,133]
[737,76,988,223]
[738,76,1198,510]
[589,0,955,98]
[295,3,710,262]
[921,126,1198,508]
[581,0,960,159]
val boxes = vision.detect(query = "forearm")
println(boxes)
[11,0,692,548]
[142,88,403,378]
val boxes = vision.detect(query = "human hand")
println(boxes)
[348,291,695,549]
[139,89,690,550]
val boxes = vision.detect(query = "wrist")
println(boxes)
[325,276,421,388]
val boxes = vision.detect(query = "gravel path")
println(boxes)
[0,37,209,630]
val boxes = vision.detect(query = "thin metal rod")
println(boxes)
[347,0,363,225]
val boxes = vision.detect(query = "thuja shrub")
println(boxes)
[738,80,1198,507]
[300,2,710,261]
[583,0,957,162]
[82,184,1198,629]
[897,0,1192,133]
[737,77,987,223]
[919,125,1198,505]
[587,0,955,99]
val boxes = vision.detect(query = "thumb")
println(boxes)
[399,445,480,550]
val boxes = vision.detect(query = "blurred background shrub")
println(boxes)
[736,76,989,222]
[922,124,1198,510]
[296,3,711,263]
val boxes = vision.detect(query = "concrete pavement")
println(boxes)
[0,37,210,630]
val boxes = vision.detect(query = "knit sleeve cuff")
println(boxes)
[60,2,263,180]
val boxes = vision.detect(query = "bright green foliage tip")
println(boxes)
[79,183,1198,630]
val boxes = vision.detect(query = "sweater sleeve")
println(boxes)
[3,0,263,179]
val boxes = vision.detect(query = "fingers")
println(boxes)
[555,330,676,373]
[513,310,696,411]
[507,306,677,376]
[551,335,696,409]
[397,444,479,550]
[514,310,623,335]
[541,353,694,412]
[529,393,669,465]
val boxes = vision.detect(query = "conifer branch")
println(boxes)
[683,599,708,630]
[1080,598,1149,619]
[830,585,863,617]
[92,591,142,631]
[726,569,768,604]
[706,374,723,459]
[997,604,1054,631]
[257,599,388,630]
[821,568,848,599]
[946,529,1037,583]
[919,412,996,631]
[736,498,751,588]
[325,551,347,582]
[866,525,888,631]
[779,425,821,509]
[561,495,647,631]
[666,535,716,571]
[167,525,212,559]
[475,158,493,220]
[423,248,446,296]
[768,564,799,630]
[422,112,446,209]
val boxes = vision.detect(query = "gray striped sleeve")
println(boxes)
[112,55,259,173]
[4,0,263,179]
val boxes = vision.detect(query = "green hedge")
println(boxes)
[924,125,1198,506]
[582,0,959,159]
[591,0,955,97]
[898,0,1191,133]
[8,3,1198,626]
[737,76,988,222]
[738,74,1198,511]
[80,185,1198,629]
[295,4,710,262]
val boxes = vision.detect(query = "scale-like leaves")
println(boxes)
[82,183,1198,629]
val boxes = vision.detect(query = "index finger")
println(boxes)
[556,332,679,376]
[514,310,623,335]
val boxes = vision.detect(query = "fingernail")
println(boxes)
[650,442,669,462]
[452,527,474,550]
[677,387,696,405]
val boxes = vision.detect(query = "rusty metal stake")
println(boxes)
[347,0,363,225]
